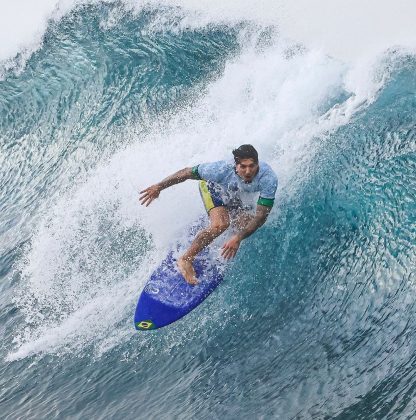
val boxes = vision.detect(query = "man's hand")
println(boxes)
[221,235,241,260]
[139,168,195,207]
[220,205,271,259]
[139,184,161,206]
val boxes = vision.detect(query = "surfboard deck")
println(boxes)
[134,219,226,331]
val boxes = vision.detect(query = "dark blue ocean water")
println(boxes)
[1,3,415,419]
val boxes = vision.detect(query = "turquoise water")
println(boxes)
[1,3,415,418]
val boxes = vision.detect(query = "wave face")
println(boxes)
[1,2,415,418]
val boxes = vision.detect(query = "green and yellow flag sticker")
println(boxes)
[136,320,156,330]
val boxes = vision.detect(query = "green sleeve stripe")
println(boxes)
[191,165,202,180]
[257,197,274,207]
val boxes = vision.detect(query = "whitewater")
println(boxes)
[1,1,415,418]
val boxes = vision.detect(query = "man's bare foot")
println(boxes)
[177,256,198,285]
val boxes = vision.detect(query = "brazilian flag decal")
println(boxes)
[136,320,156,330]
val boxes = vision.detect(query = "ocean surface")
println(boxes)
[1,1,415,418]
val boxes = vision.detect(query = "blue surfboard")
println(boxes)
[134,219,226,330]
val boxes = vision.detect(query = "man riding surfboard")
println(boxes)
[139,144,278,285]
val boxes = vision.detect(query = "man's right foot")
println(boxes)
[177,257,198,285]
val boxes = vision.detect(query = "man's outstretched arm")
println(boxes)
[221,204,272,259]
[139,167,197,206]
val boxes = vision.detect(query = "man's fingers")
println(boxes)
[139,188,157,206]
[139,194,148,202]
[139,195,153,206]
[139,188,152,196]
[221,245,237,260]
[224,250,235,260]
[139,194,149,203]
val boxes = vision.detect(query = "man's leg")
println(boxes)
[178,206,230,285]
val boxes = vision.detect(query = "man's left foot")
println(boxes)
[177,257,198,285]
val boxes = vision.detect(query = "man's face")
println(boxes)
[235,158,259,183]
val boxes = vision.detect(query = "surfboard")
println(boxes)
[134,219,226,330]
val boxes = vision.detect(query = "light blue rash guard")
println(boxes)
[192,160,278,208]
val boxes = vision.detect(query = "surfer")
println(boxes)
[139,144,278,285]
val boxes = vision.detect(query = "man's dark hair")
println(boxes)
[232,144,259,164]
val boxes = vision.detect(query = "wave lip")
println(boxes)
[2,0,416,74]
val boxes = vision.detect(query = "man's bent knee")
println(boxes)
[210,220,230,234]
